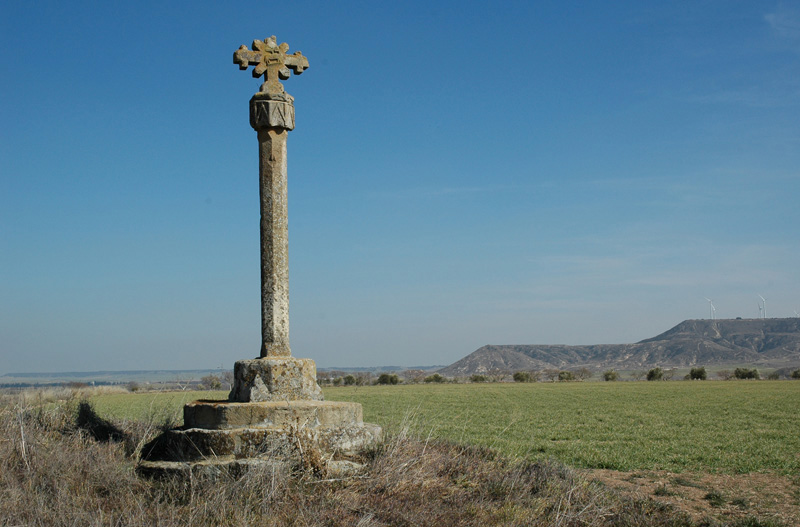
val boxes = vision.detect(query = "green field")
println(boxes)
[90,381,800,474]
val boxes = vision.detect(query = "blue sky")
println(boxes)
[2,1,799,373]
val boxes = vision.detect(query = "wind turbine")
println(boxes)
[758,295,767,319]
[704,298,716,320]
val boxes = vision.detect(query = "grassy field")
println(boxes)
[89,381,800,474]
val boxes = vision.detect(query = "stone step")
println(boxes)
[140,423,382,462]
[184,399,364,429]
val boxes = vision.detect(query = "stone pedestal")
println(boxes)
[138,397,381,479]
[229,357,323,402]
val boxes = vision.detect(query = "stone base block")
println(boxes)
[229,357,323,402]
[184,400,364,430]
[139,422,382,464]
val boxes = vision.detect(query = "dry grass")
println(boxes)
[0,391,782,526]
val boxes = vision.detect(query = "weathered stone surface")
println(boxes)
[229,357,323,402]
[139,422,381,463]
[137,37,383,481]
[233,36,308,96]
[185,400,362,429]
[251,92,295,130]
[256,127,291,358]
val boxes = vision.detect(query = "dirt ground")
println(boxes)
[587,469,799,525]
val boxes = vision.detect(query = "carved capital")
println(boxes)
[250,94,295,130]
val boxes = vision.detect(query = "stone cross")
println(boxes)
[234,36,309,96]
[233,36,308,358]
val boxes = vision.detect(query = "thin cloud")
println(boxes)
[765,5,800,43]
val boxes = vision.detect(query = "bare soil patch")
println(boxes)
[588,469,799,525]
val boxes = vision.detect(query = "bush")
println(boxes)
[470,374,488,383]
[792,369,800,379]
[200,375,222,390]
[630,370,647,381]
[558,371,575,382]
[603,370,618,382]
[424,373,445,383]
[343,374,357,386]
[646,368,663,381]
[376,373,399,385]
[733,368,760,380]
[689,367,707,380]
[513,371,532,383]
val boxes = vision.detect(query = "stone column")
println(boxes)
[229,91,322,403]
[251,92,295,358]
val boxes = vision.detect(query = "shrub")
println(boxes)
[558,371,575,382]
[630,370,647,381]
[646,368,663,381]
[733,368,760,380]
[200,375,222,390]
[689,367,707,380]
[603,370,618,382]
[332,377,343,386]
[513,371,532,383]
[424,373,445,383]
[376,373,399,385]
[792,369,800,379]
[343,374,357,386]
[470,374,488,383]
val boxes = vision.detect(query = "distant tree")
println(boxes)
[487,369,509,383]
[733,368,759,380]
[377,373,399,385]
[424,373,445,383]
[575,367,592,381]
[355,372,373,386]
[221,370,235,390]
[513,371,531,383]
[646,368,664,381]
[127,381,140,393]
[792,369,800,380]
[766,371,780,380]
[603,370,618,382]
[716,370,733,381]
[470,374,488,383]
[689,367,707,380]
[343,375,357,386]
[558,371,575,382]
[401,369,427,384]
[630,370,647,381]
[332,377,343,386]
[528,370,542,382]
[543,369,560,382]
[200,374,222,390]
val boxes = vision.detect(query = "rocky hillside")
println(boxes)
[438,318,800,376]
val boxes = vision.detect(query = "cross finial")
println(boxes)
[234,36,309,95]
